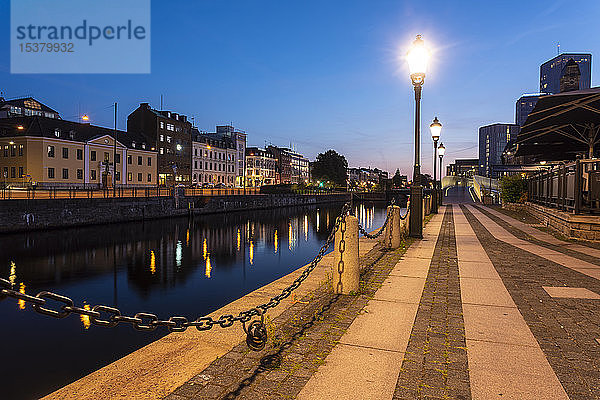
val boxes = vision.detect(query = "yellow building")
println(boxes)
[0,116,157,188]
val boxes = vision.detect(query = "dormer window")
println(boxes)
[132,141,136,148]
[54,128,60,137]
[69,130,75,140]
[141,143,146,149]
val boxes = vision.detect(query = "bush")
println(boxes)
[499,174,527,204]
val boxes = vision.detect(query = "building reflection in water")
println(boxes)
[249,241,254,265]
[9,261,16,287]
[316,210,320,231]
[18,282,26,310]
[274,230,278,254]
[80,303,91,330]
[205,254,212,278]
[150,251,156,275]
[304,215,308,241]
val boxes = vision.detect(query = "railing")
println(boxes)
[472,175,499,204]
[0,186,173,200]
[527,159,600,214]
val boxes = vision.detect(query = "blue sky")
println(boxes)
[1,0,599,176]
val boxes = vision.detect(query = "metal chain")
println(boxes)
[336,216,347,293]
[0,202,352,333]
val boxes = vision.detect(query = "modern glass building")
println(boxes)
[540,53,591,94]
[478,123,520,178]
[515,93,545,126]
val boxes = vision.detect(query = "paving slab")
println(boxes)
[542,286,600,299]
[297,344,405,400]
[460,277,516,307]
[372,275,426,304]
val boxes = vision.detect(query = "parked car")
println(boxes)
[214,183,226,189]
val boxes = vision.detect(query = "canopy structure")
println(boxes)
[515,87,600,162]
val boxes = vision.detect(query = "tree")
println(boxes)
[311,150,348,186]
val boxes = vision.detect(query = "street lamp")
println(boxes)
[438,143,445,205]
[407,34,430,238]
[429,117,442,214]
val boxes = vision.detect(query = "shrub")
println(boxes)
[499,174,527,203]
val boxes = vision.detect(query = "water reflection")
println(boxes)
[0,202,387,400]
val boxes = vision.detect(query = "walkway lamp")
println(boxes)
[407,34,430,238]
[429,117,442,213]
[438,143,445,205]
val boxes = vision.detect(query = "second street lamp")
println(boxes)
[429,116,442,214]
[406,34,430,238]
[438,143,445,205]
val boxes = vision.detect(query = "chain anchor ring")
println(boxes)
[243,308,268,351]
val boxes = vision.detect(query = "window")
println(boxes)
[166,136,172,143]
[137,173,142,182]
[127,155,132,164]
[47,146,55,158]
[62,168,69,179]
[137,156,142,165]
[18,167,23,177]
[18,145,23,156]
[104,152,109,162]
[77,149,83,160]
[91,170,97,180]
[115,154,121,164]
[3,167,7,178]
[159,147,164,155]
[194,149,198,156]
[128,172,132,181]
[194,161,198,169]
[147,157,152,166]
[159,134,164,142]
[62,147,68,159]
[77,169,83,180]
[54,128,60,137]
[90,151,96,161]
[48,168,55,179]
[10,146,16,157]
[147,173,152,182]
[115,171,120,181]
[3,146,7,157]
[10,167,15,178]
[160,121,164,129]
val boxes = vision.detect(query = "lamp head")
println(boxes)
[438,142,445,157]
[407,35,429,85]
[430,117,442,141]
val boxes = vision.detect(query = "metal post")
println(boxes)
[439,154,443,206]
[575,159,582,214]
[409,84,423,238]
[432,139,438,213]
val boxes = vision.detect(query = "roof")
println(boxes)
[515,87,600,160]
[0,97,59,115]
[0,116,153,150]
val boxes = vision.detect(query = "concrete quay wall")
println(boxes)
[0,193,349,234]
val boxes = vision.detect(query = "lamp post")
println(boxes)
[407,34,430,238]
[438,143,445,205]
[429,117,442,214]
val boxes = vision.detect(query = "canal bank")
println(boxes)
[0,193,349,234]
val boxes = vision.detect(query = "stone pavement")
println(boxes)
[165,202,600,400]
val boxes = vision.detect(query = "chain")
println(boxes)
[356,197,408,239]
[336,216,347,293]
[0,202,352,333]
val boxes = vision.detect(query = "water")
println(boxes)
[0,202,388,400]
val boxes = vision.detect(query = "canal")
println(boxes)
[0,202,389,400]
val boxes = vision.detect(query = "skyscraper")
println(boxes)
[540,53,591,94]
[478,123,520,178]
[515,94,544,126]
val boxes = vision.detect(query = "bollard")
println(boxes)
[384,205,402,249]
[332,214,359,295]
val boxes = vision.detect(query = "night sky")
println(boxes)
[1,0,599,177]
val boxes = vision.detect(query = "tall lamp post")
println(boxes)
[429,117,442,214]
[438,143,445,205]
[407,34,430,238]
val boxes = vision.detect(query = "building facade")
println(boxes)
[0,116,157,188]
[127,103,192,186]
[0,97,61,120]
[245,147,277,187]
[215,125,247,187]
[446,159,479,178]
[266,145,310,184]
[515,93,545,126]
[191,129,237,186]
[540,53,591,94]
[478,123,520,178]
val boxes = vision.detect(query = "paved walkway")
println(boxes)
[165,200,600,400]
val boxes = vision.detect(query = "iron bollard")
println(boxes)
[384,205,403,249]
[332,214,359,295]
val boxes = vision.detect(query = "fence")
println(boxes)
[472,175,499,204]
[527,159,600,214]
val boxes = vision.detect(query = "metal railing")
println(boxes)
[527,159,600,214]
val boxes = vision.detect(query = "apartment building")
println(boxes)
[245,147,277,187]
[191,129,237,186]
[0,116,156,188]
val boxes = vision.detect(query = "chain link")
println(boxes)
[0,202,352,333]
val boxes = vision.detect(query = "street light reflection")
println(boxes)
[80,303,91,330]
[205,254,211,278]
[9,261,16,287]
[150,251,156,274]
[237,228,241,252]
[274,229,278,253]
[304,215,308,241]
[249,241,254,265]
[203,238,208,260]
[176,241,183,267]
[18,283,26,310]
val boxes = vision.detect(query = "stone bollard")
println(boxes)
[383,205,402,249]
[332,214,359,295]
